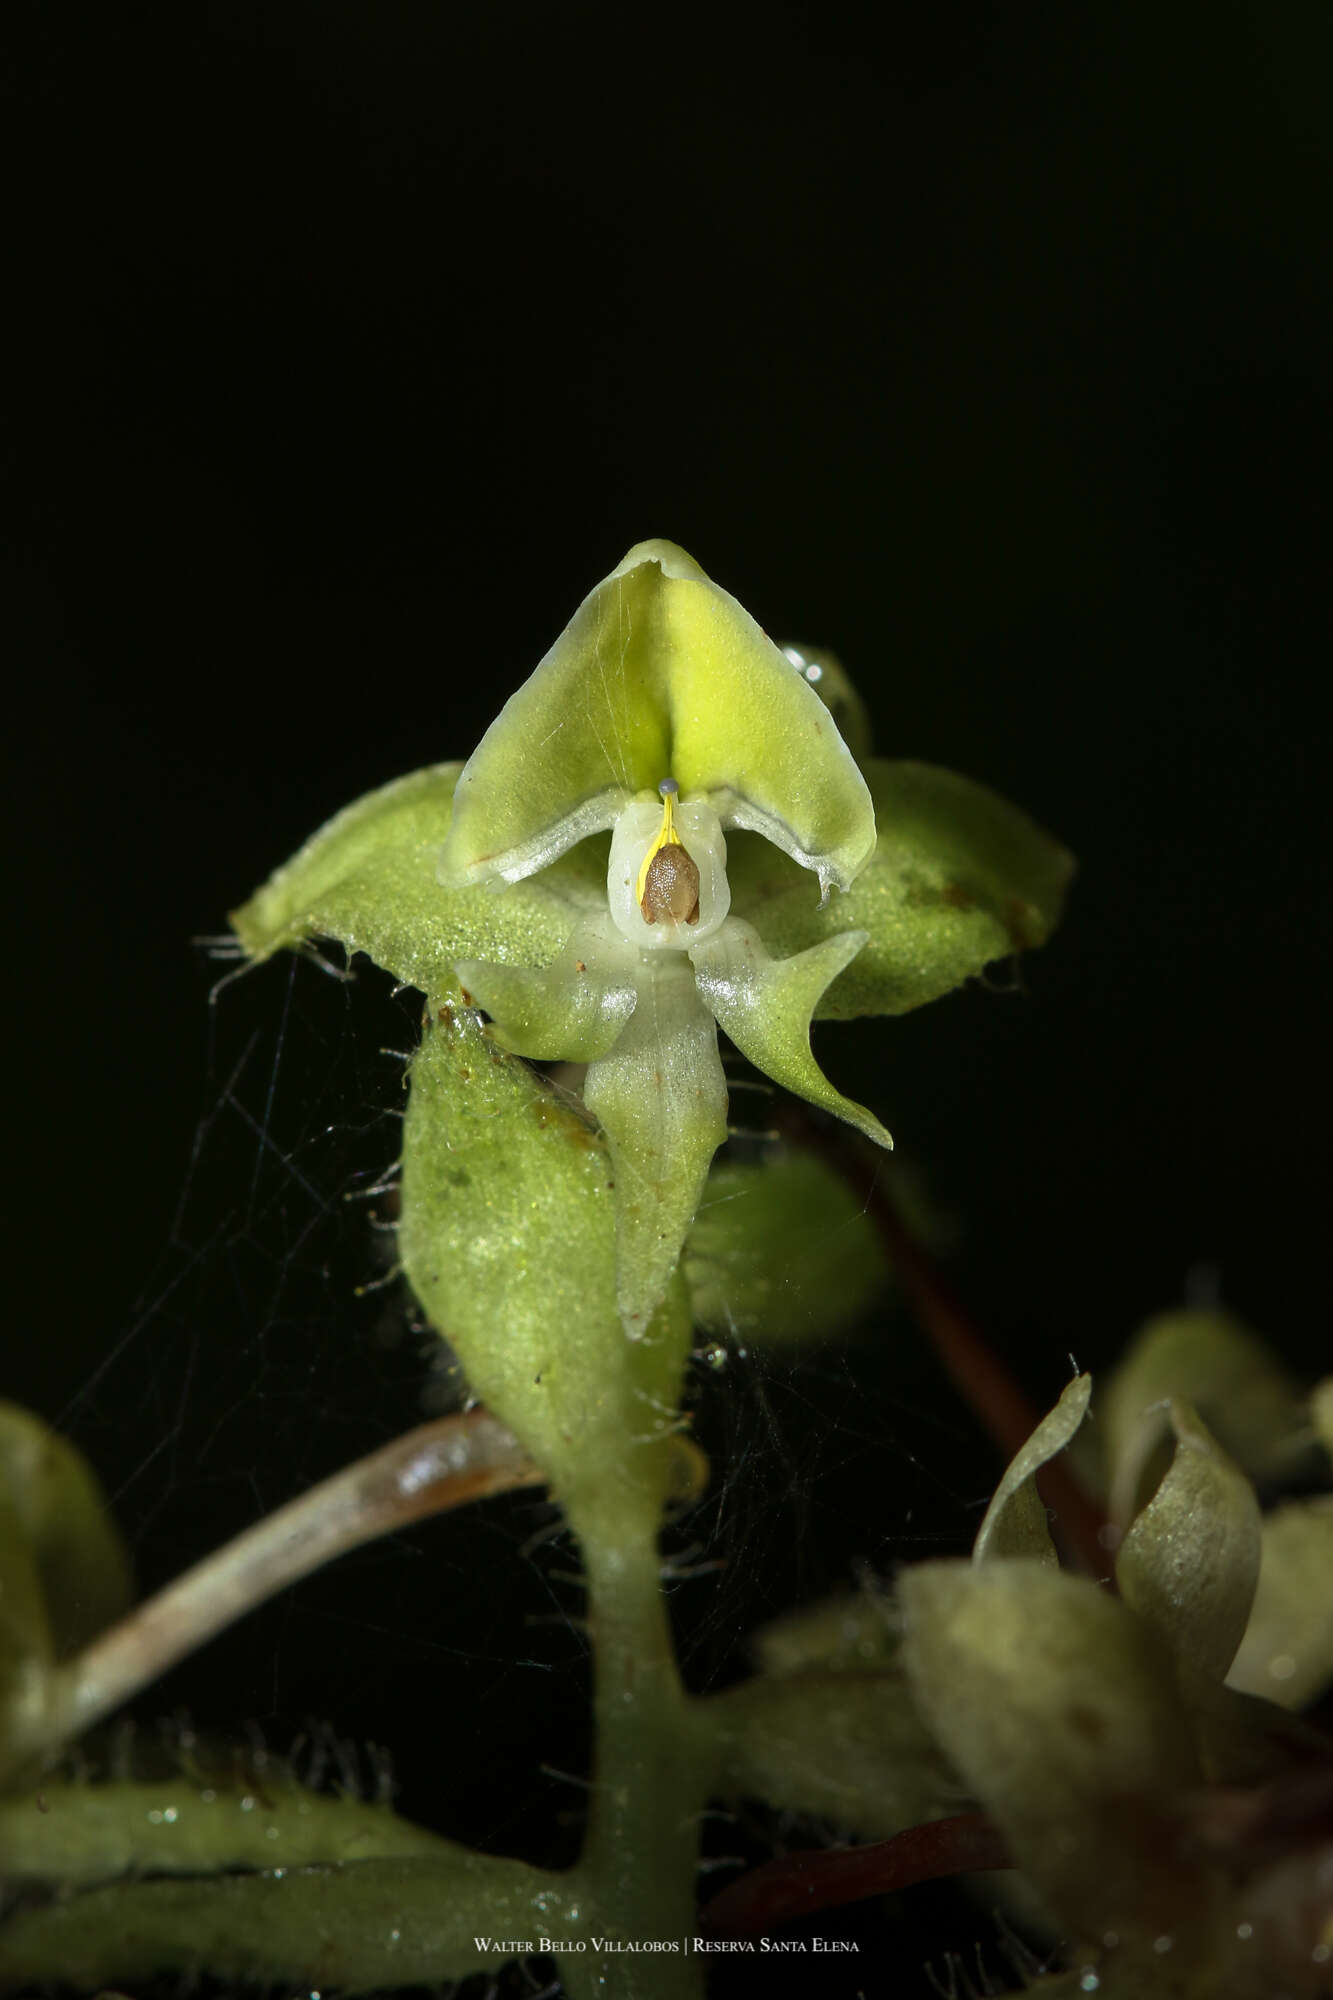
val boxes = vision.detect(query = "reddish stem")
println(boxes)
[700,1812,1010,1936]
[777,1105,1110,1577]
[866,1179,1108,1576]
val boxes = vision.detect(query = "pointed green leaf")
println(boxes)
[0,1404,132,1663]
[683,1147,890,1343]
[231,763,606,1003]
[728,758,1073,1019]
[398,989,691,1525]
[702,1668,957,1840]
[899,1560,1200,1935]
[973,1374,1092,1567]
[1115,1400,1261,1684]
[439,541,875,900]
[1103,1310,1316,1526]
[582,957,729,1338]
[1226,1496,1333,1709]
[690,918,891,1148]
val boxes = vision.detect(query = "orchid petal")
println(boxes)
[689,918,891,1150]
[458,916,639,1062]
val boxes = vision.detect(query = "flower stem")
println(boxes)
[564,1506,710,1998]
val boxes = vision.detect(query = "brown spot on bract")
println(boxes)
[575,960,587,972]
[530,1093,601,1151]
[1066,1702,1107,1742]
[940,882,978,910]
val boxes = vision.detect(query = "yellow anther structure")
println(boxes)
[636,781,683,908]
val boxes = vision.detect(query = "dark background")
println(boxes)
[7,4,1331,1993]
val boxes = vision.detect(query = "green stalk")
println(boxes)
[563,1504,711,2000]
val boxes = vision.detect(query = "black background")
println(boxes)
[6,5,1331,1994]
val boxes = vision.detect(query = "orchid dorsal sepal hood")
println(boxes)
[436,539,876,906]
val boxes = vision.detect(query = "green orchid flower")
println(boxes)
[435,538,894,1336]
[234,539,1072,1344]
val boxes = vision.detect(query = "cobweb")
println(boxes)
[45,940,1012,1997]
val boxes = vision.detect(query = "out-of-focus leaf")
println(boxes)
[1115,1400,1261,1684]
[683,1150,890,1344]
[749,1584,899,1678]
[729,759,1073,1021]
[1311,1377,1333,1457]
[1102,1311,1315,1525]
[0,1851,567,1992]
[397,987,691,1538]
[0,1488,51,1673]
[899,1560,1201,1937]
[0,1775,452,1887]
[1185,1659,1333,1785]
[0,1405,132,1663]
[702,1669,960,1841]
[972,1374,1092,1567]
[1226,1497,1333,1710]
